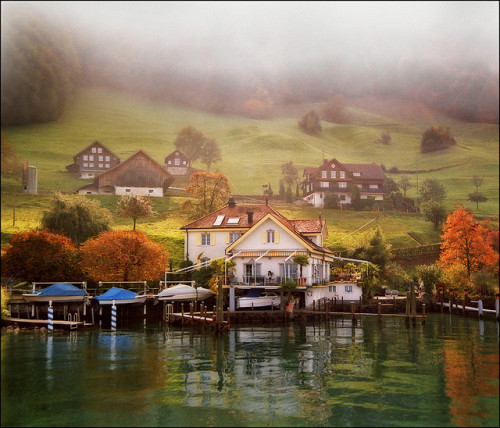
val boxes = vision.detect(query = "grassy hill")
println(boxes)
[1,87,498,267]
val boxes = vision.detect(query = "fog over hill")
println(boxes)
[1,1,499,125]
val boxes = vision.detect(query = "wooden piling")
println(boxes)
[422,304,426,325]
[440,290,443,313]
[377,302,382,323]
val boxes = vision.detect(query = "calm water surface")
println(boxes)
[1,314,499,427]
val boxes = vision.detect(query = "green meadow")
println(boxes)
[1,87,498,268]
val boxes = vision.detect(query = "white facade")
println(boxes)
[304,283,362,308]
[114,186,164,197]
[304,191,351,208]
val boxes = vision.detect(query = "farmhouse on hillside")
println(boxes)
[66,141,121,179]
[77,150,175,196]
[302,158,387,208]
[165,150,190,175]
[180,197,364,305]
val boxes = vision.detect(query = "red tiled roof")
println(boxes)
[288,219,324,233]
[343,162,386,180]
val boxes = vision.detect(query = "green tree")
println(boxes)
[281,161,299,187]
[361,227,392,272]
[267,182,274,197]
[285,185,293,203]
[420,200,448,230]
[420,126,456,153]
[324,193,340,209]
[419,178,447,203]
[173,125,206,167]
[468,175,488,210]
[200,137,222,171]
[321,93,346,123]
[41,193,112,245]
[293,255,310,282]
[117,194,157,230]
[398,175,413,197]
[298,110,322,135]
[414,264,443,296]
[279,179,286,200]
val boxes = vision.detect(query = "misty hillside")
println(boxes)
[1,2,499,127]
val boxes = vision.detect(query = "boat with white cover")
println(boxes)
[23,283,88,303]
[155,283,213,302]
[236,288,281,309]
[94,287,147,305]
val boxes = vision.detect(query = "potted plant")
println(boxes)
[293,254,309,286]
[280,280,297,313]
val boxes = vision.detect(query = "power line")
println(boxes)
[330,216,378,245]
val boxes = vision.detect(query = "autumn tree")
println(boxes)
[1,229,83,282]
[241,87,274,119]
[468,175,488,210]
[173,126,206,167]
[184,171,231,217]
[1,132,22,180]
[420,126,456,153]
[437,205,498,287]
[321,93,347,123]
[41,192,112,245]
[117,194,157,230]
[200,137,222,171]
[80,230,169,282]
[298,110,322,135]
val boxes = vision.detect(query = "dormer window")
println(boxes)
[353,172,361,177]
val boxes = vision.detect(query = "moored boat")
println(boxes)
[94,287,147,305]
[22,283,88,303]
[155,283,213,302]
[236,288,281,309]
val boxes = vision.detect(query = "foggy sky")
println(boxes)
[17,1,499,76]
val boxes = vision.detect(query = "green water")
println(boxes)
[1,314,499,427]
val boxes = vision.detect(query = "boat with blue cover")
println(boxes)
[94,287,147,305]
[22,282,88,303]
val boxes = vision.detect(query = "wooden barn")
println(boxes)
[77,150,175,196]
[165,150,190,176]
[66,141,121,179]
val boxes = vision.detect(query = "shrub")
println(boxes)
[414,264,443,296]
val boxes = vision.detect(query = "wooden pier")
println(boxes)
[166,311,230,329]
[3,317,94,330]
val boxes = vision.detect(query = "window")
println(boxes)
[320,181,329,188]
[230,232,241,243]
[213,215,225,226]
[174,158,180,165]
[201,233,211,246]
[97,148,102,153]
[168,161,171,165]
[369,184,379,189]
[329,285,336,292]
[99,156,103,161]
[83,163,88,167]
[345,285,353,293]
[89,155,94,161]
[106,156,110,162]
[99,163,103,168]
[357,184,363,188]
[279,263,297,278]
[340,171,345,179]
[330,171,336,178]
[149,189,154,193]
[183,161,186,165]
[105,164,110,168]
[321,171,327,178]
[266,230,275,243]
[83,155,88,161]
[227,217,240,224]
[353,172,361,177]
[126,189,131,193]
[91,148,96,153]
[339,182,347,188]
[88,163,94,168]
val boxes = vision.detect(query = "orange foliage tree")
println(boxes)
[185,171,231,217]
[79,230,169,283]
[1,229,82,282]
[437,205,498,289]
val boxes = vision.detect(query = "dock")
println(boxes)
[166,311,230,329]
[3,317,94,330]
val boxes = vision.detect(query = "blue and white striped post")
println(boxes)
[111,300,117,331]
[48,300,54,333]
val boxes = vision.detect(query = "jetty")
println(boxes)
[3,317,94,330]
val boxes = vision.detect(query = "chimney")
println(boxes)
[265,195,269,205]
[247,211,254,224]
[228,197,236,208]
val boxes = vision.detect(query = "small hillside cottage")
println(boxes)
[66,141,121,179]
[180,198,364,306]
[302,158,387,208]
[77,150,175,196]
[165,150,190,175]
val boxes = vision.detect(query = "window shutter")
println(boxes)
[211,234,216,246]
[275,231,280,244]
[196,234,201,246]
[226,233,230,244]
[262,231,266,244]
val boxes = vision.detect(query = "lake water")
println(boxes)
[1,314,499,427]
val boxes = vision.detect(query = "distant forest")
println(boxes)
[1,3,499,127]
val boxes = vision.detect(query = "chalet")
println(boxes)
[180,197,363,305]
[66,141,121,179]
[165,150,190,175]
[77,150,175,196]
[302,158,387,208]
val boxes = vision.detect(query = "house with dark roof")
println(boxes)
[181,197,336,288]
[165,150,190,175]
[302,158,387,208]
[66,141,121,179]
[77,150,174,196]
